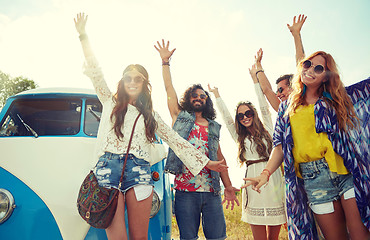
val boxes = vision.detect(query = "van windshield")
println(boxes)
[0,98,82,137]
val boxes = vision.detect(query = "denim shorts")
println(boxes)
[174,190,226,240]
[93,152,154,194]
[299,158,355,214]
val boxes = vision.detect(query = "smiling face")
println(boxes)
[122,70,145,103]
[236,104,253,128]
[276,79,292,102]
[189,88,208,112]
[301,55,327,91]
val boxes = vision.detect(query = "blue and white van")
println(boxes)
[0,88,172,240]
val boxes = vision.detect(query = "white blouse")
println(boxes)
[83,57,209,176]
[215,83,273,161]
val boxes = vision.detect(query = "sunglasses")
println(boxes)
[276,87,284,94]
[237,110,254,121]
[302,60,325,74]
[121,76,144,84]
[191,92,208,99]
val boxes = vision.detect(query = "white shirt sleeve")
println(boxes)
[254,83,273,135]
[153,112,209,176]
[215,97,238,142]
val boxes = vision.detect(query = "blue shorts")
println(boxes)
[299,158,355,214]
[93,152,154,194]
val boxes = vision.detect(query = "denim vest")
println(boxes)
[165,110,222,195]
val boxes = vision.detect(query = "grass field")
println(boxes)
[171,194,289,239]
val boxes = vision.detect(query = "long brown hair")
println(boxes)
[234,102,272,164]
[287,51,357,130]
[110,64,157,142]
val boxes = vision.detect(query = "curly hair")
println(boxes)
[287,51,357,130]
[179,84,216,120]
[110,64,157,142]
[234,102,272,164]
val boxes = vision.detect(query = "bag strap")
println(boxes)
[118,113,141,189]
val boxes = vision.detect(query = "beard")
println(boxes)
[190,100,206,112]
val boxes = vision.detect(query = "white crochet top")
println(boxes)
[83,57,208,176]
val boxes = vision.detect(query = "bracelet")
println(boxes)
[162,61,170,66]
[255,69,264,76]
[79,34,88,41]
[261,169,271,182]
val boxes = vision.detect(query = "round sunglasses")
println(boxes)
[191,92,208,99]
[302,60,325,74]
[237,110,254,121]
[121,76,144,84]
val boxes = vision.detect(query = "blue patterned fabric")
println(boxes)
[273,77,370,239]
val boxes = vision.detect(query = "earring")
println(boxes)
[322,83,333,100]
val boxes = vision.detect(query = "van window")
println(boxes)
[84,99,102,137]
[0,98,82,137]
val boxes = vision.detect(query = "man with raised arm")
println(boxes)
[155,40,239,240]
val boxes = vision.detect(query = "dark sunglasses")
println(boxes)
[121,76,144,84]
[191,92,208,99]
[276,87,284,94]
[302,60,325,74]
[237,110,254,121]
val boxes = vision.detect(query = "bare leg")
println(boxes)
[106,192,128,240]
[341,196,370,240]
[267,225,281,240]
[126,187,153,240]
[314,200,348,240]
[250,224,267,240]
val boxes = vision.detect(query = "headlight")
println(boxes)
[0,189,16,224]
[149,190,161,218]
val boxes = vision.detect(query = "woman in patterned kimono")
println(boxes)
[244,51,370,240]
[74,13,227,240]
[209,60,286,240]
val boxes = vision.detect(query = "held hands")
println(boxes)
[154,39,176,62]
[241,173,269,193]
[206,159,228,172]
[222,186,240,210]
[287,14,307,36]
[74,12,88,35]
[207,84,220,98]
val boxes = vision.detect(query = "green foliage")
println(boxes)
[0,70,38,107]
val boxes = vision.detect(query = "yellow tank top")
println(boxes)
[289,104,349,178]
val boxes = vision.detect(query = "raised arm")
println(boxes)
[251,51,280,112]
[74,13,111,102]
[208,84,238,141]
[287,14,307,65]
[154,40,180,124]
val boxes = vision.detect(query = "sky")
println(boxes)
[1,0,369,187]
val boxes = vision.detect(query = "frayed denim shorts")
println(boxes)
[299,158,355,214]
[93,152,154,199]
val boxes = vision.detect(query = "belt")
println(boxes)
[246,158,268,167]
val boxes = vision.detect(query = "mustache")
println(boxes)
[192,99,203,104]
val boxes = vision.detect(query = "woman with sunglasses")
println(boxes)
[74,13,228,240]
[208,64,286,240]
[244,51,370,239]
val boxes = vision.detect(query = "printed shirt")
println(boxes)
[273,78,370,239]
[174,122,214,192]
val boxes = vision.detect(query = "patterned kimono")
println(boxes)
[273,78,370,240]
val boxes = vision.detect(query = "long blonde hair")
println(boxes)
[287,51,357,130]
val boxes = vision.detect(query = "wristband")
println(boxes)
[261,169,271,182]
[255,69,264,76]
[79,34,88,41]
[162,61,170,66]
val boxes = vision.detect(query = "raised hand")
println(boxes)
[206,159,228,172]
[287,14,307,36]
[207,84,220,98]
[154,39,176,62]
[74,12,88,35]
[254,48,263,64]
[222,186,240,210]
